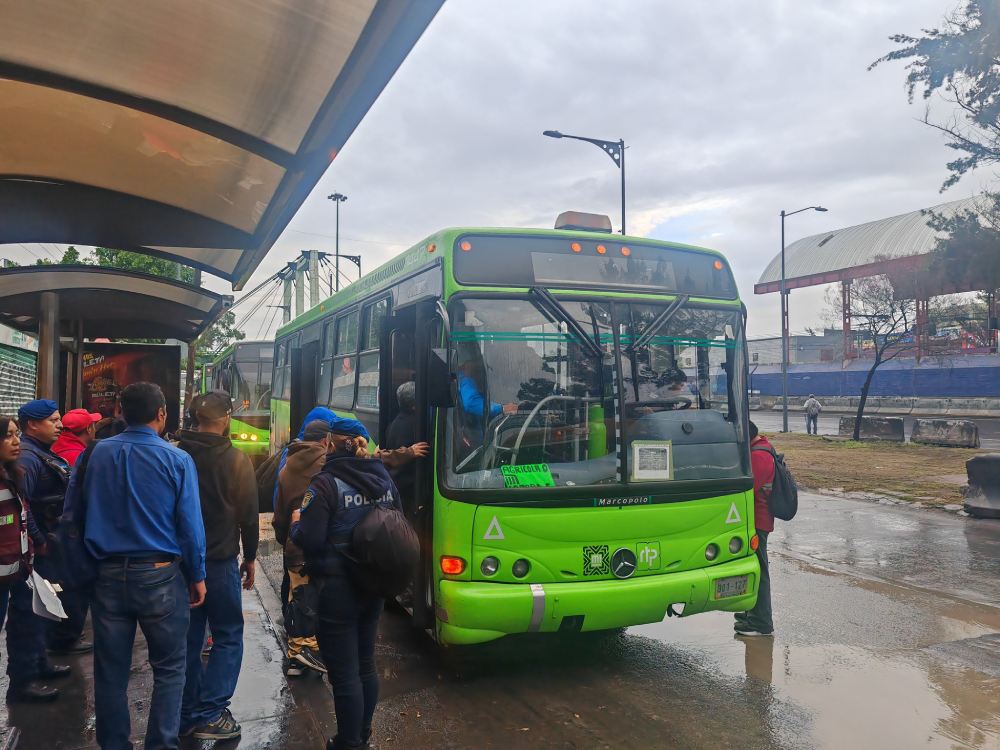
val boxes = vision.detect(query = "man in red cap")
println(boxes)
[52,409,102,467]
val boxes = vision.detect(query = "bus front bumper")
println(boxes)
[436,555,759,645]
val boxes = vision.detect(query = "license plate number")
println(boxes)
[714,575,748,600]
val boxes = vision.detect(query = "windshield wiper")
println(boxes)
[626,294,689,354]
[530,287,604,359]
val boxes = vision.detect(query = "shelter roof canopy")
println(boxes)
[0,0,442,288]
[0,266,233,341]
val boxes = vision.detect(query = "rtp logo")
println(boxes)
[635,541,661,570]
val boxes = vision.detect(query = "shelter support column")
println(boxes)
[36,291,59,400]
[989,291,998,353]
[841,281,852,361]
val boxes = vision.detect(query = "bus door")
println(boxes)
[290,339,319,435]
[379,300,448,627]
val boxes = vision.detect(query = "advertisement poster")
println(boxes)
[82,343,181,432]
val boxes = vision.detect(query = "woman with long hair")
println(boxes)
[0,414,65,703]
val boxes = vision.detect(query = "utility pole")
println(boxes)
[327,192,348,292]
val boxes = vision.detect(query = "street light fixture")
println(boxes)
[543,130,627,235]
[780,205,828,432]
[327,192,348,292]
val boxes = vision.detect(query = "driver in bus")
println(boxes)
[457,359,517,423]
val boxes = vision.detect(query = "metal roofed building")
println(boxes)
[755,195,998,360]
[754,196,982,295]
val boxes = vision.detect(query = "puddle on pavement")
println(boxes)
[630,555,1000,750]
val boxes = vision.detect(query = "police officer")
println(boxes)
[17,399,92,659]
[290,421,400,750]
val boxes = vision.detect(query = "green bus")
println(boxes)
[208,340,274,466]
[271,215,759,645]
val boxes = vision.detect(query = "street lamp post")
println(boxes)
[543,130,626,235]
[780,205,828,432]
[327,192,348,292]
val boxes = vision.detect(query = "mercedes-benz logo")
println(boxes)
[611,547,637,579]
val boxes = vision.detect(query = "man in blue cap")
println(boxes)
[17,398,93,658]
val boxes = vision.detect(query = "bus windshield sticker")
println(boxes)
[500,463,555,488]
[630,441,673,481]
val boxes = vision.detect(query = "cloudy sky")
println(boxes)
[12,0,988,340]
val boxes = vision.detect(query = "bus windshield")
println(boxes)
[445,297,747,492]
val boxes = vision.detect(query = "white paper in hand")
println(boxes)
[29,570,67,621]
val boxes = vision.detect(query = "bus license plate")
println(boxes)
[714,575,748,600]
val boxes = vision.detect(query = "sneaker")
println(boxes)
[286,664,304,678]
[201,635,214,656]
[294,648,328,674]
[192,708,241,740]
[48,639,93,655]
[734,622,773,637]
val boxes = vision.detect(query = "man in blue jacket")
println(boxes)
[83,382,207,750]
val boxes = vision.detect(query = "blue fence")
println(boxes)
[747,356,1000,398]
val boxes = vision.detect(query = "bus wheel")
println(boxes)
[412,555,434,630]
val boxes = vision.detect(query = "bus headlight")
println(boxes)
[705,544,719,561]
[511,559,530,578]
[249,434,258,441]
[480,557,500,576]
[239,433,249,440]
[729,537,743,554]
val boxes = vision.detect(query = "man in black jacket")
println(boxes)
[176,391,258,741]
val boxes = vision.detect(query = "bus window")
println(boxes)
[335,310,359,354]
[318,320,336,405]
[619,304,746,480]
[357,298,389,411]
[330,355,356,407]
[446,297,618,489]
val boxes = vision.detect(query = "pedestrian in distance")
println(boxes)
[735,421,775,637]
[52,408,102,467]
[273,418,332,678]
[17,398,91,657]
[176,390,259,741]
[291,424,404,750]
[82,382,207,750]
[0,415,69,704]
[803,394,822,435]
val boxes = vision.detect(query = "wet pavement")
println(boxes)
[752,411,1000,450]
[3,494,999,749]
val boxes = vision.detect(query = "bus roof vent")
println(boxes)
[554,211,613,233]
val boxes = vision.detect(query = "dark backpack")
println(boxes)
[50,443,99,591]
[751,445,798,521]
[255,450,283,514]
[332,475,419,597]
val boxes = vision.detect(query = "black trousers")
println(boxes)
[315,574,383,750]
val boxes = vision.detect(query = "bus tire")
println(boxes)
[412,553,434,630]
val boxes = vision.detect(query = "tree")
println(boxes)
[193,310,245,359]
[871,1,1000,190]
[828,273,918,440]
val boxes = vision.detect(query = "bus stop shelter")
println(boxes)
[0,266,233,403]
[0,0,442,398]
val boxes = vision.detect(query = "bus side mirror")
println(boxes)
[427,348,453,407]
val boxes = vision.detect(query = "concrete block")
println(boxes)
[838,416,905,442]
[911,419,980,448]
[964,453,1000,519]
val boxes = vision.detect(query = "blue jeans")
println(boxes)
[316,573,383,749]
[181,557,244,730]
[3,578,47,692]
[92,558,190,750]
